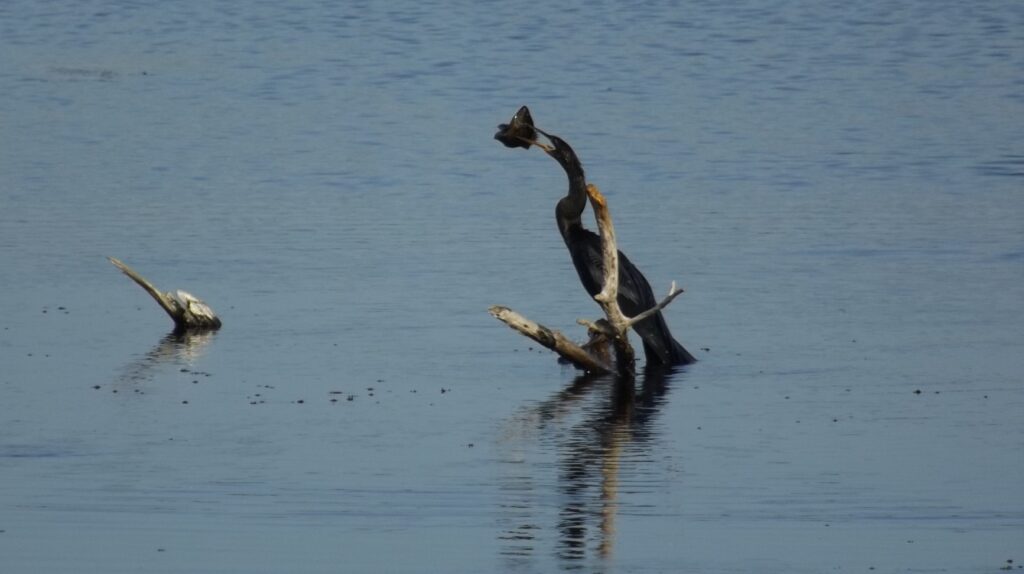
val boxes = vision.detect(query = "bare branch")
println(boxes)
[489,306,612,374]
[576,318,614,336]
[489,179,685,376]
[108,256,182,322]
[623,281,685,328]
[586,184,630,328]
[585,184,636,374]
[587,186,618,301]
[586,185,687,335]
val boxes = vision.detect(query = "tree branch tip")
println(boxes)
[578,318,615,336]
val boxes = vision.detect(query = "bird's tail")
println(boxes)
[635,310,696,366]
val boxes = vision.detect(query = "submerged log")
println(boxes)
[108,257,222,332]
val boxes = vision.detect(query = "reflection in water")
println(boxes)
[116,330,217,384]
[499,367,675,570]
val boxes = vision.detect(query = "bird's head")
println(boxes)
[494,106,582,176]
[494,106,538,150]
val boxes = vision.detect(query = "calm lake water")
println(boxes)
[2,1,1022,572]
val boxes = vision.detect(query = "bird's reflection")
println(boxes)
[498,367,676,570]
[116,330,217,385]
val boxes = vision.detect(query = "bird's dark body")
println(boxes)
[562,217,696,366]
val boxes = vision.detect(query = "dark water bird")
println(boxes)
[495,108,695,366]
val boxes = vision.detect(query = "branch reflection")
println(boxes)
[498,366,676,570]
[116,330,217,385]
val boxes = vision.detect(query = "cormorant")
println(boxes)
[495,108,695,366]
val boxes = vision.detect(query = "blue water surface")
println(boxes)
[1,1,1022,572]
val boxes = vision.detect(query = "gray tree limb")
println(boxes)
[489,306,612,374]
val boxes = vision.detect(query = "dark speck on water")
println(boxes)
[0,1,1021,573]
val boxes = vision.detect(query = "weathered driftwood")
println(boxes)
[489,306,612,373]
[108,257,222,332]
[585,184,685,375]
[585,183,635,373]
[491,183,685,377]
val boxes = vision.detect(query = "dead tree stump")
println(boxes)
[108,257,222,332]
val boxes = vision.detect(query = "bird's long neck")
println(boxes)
[555,157,587,241]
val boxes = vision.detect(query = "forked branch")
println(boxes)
[489,185,685,376]
[624,282,685,328]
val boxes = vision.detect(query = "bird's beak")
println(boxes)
[493,125,554,152]
[528,127,556,153]
[505,132,554,153]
